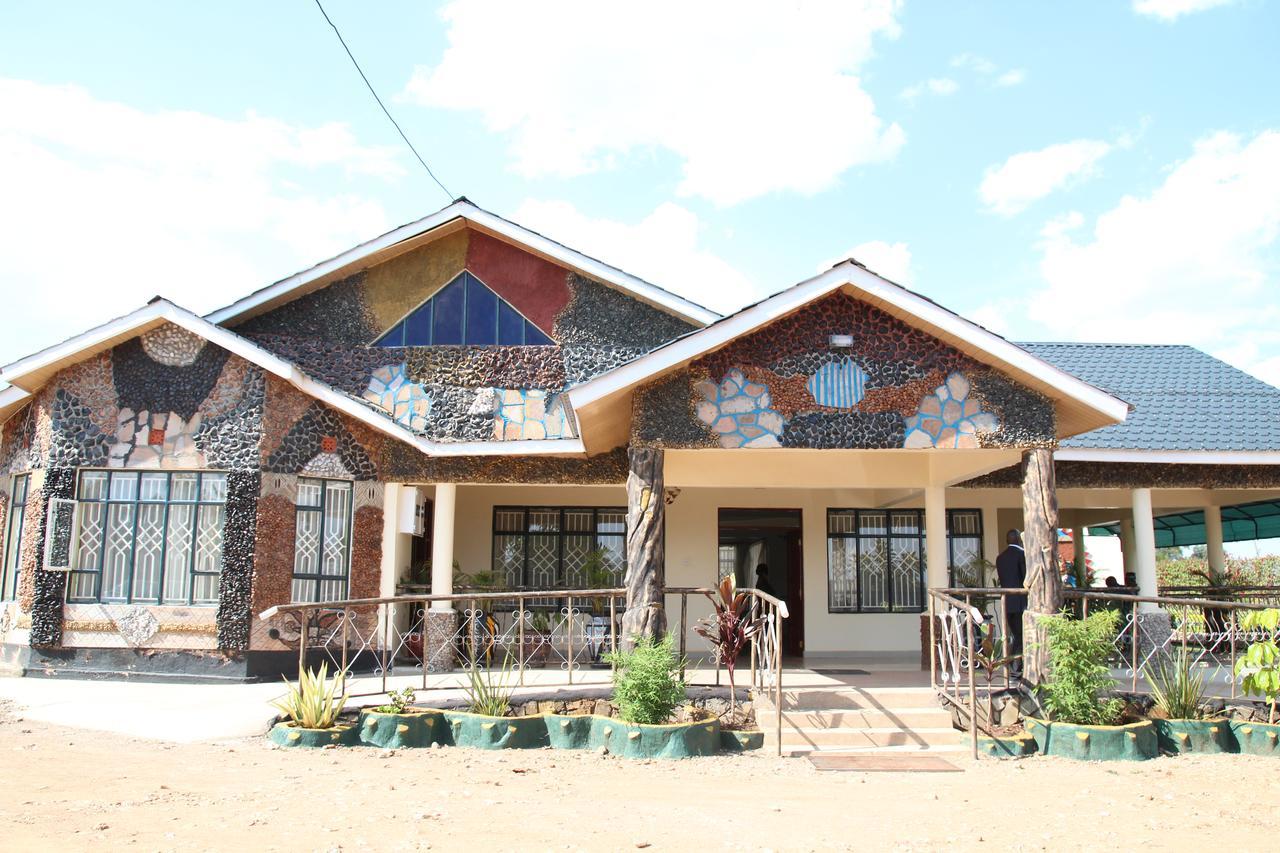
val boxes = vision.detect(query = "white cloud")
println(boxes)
[823,240,913,285]
[979,139,1112,215]
[403,0,905,206]
[1025,130,1280,367]
[0,78,400,364]
[1133,0,1236,21]
[512,199,759,314]
[951,53,997,75]
[901,78,959,101]
[994,69,1026,87]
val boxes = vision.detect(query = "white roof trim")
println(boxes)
[1055,448,1280,465]
[0,300,589,459]
[568,262,1131,426]
[205,199,719,328]
[0,385,32,425]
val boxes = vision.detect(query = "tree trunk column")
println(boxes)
[622,447,666,646]
[1021,448,1063,686]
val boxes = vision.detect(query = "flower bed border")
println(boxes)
[1025,718,1158,761]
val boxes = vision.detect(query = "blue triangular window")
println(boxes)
[374,272,554,347]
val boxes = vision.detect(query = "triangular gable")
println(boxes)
[205,198,719,330]
[0,300,587,458]
[568,261,1130,453]
[373,271,553,347]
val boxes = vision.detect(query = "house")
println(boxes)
[2,199,1278,680]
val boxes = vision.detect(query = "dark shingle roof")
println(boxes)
[1019,343,1280,452]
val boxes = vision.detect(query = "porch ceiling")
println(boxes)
[663,447,1022,489]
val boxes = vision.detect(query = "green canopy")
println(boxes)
[1088,499,1280,548]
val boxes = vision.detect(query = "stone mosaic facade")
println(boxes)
[632,292,1055,450]
[233,229,697,446]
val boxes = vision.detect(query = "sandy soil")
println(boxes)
[0,701,1271,852]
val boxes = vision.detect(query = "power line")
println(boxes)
[312,0,453,200]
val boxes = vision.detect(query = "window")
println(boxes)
[826,508,984,613]
[2,473,31,600]
[374,272,554,347]
[492,507,625,589]
[291,478,354,603]
[69,470,227,605]
[946,509,984,587]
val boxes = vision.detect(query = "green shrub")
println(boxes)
[273,662,347,729]
[1146,644,1206,720]
[1235,608,1280,724]
[374,686,417,715]
[1038,610,1124,726]
[604,635,687,724]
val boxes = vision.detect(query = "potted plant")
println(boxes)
[442,652,548,749]
[693,575,762,720]
[1233,607,1280,755]
[269,662,358,747]
[358,686,441,748]
[1027,610,1157,761]
[598,635,719,758]
[1145,643,1231,754]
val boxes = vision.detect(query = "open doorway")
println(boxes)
[717,508,804,657]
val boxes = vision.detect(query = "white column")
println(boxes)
[1204,505,1226,575]
[1132,488,1158,610]
[1072,526,1088,587]
[379,485,403,601]
[1119,517,1135,580]
[430,483,457,612]
[925,485,948,589]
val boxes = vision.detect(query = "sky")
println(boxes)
[1,0,1277,554]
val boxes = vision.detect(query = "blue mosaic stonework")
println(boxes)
[903,373,1000,449]
[694,369,785,448]
[362,364,432,433]
[493,389,574,440]
[807,357,868,408]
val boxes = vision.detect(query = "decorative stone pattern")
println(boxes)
[264,402,378,480]
[59,604,219,650]
[140,325,207,366]
[215,469,261,651]
[248,490,297,651]
[693,369,785,448]
[112,336,230,420]
[380,443,629,485]
[961,461,1280,490]
[28,468,73,647]
[108,409,205,468]
[493,390,576,441]
[903,373,1001,449]
[363,364,432,432]
[633,291,1055,450]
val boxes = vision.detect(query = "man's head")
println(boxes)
[755,564,769,577]
[1006,529,1022,546]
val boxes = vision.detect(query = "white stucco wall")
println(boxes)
[434,483,1003,657]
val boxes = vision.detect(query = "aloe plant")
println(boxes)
[463,650,514,717]
[273,662,348,729]
[1146,643,1206,720]
[693,575,763,717]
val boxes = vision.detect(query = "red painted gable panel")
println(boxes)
[464,230,570,336]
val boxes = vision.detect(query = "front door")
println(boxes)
[716,508,804,657]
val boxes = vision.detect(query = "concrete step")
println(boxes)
[780,687,941,711]
[779,726,960,749]
[759,707,953,730]
[782,742,968,757]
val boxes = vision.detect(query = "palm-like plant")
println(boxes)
[272,662,348,729]
[972,629,1021,732]
[694,575,764,717]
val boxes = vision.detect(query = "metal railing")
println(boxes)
[260,585,788,751]
[928,586,1280,758]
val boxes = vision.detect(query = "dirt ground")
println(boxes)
[0,701,1271,852]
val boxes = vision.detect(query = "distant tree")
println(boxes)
[1189,544,1208,560]
[1156,546,1186,563]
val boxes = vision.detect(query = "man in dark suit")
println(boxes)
[995,529,1028,659]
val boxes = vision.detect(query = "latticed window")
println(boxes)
[291,478,354,603]
[69,470,226,605]
[827,508,983,613]
[492,507,625,589]
[2,473,31,600]
[946,509,984,587]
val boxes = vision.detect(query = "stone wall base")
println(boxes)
[424,609,459,673]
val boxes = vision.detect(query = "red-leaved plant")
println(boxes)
[694,575,765,717]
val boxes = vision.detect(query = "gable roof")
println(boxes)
[1024,343,1280,461]
[0,299,586,457]
[206,198,719,330]
[567,260,1131,452]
